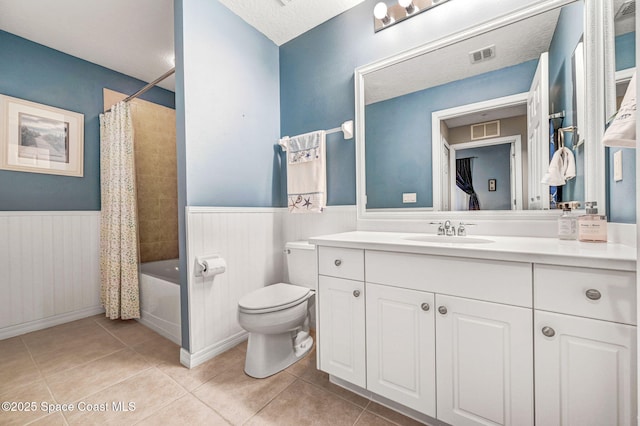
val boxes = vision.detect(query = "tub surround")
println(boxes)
[311,231,636,425]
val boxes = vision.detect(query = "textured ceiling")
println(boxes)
[219,0,367,46]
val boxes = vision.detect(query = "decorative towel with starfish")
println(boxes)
[282,130,327,213]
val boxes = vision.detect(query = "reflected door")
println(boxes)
[527,52,550,210]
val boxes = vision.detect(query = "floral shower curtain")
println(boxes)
[99,101,140,319]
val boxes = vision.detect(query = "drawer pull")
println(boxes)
[334,259,342,267]
[542,326,556,338]
[438,306,447,315]
[585,289,602,301]
[353,290,361,298]
[421,303,430,312]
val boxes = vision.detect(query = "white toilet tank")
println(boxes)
[285,241,317,289]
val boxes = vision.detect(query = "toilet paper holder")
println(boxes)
[195,255,226,278]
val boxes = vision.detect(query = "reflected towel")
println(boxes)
[603,72,636,148]
[282,130,326,213]
[541,147,575,186]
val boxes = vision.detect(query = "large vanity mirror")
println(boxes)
[355,0,610,221]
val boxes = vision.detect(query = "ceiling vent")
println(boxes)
[471,120,501,140]
[616,0,636,20]
[469,45,496,64]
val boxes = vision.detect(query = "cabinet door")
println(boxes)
[318,275,366,388]
[366,283,436,417]
[535,311,637,426]
[436,294,533,426]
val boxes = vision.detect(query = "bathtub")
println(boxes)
[138,259,181,345]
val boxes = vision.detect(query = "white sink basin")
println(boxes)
[405,235,494,244]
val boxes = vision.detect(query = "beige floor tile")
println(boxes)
[355,411,397,425]
[365,403,426,426]
[29,329,126,377]
[235,340,247,353]
[285,346,316,378]
[0,337,42,395]
[246,379,363,426]
[136,394,229,426]
[26,412,68,425]
[193,362,296,425]
[0,378,55,426]
[158,346,244,392]
[64,368,185,425]
[130,333,180,366]
[298,363,369,408]
[95,318,160,346]
[46,348,151,403]
[21,318,101,350]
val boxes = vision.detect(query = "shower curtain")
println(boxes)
[99,101,140,320]
[456,157,480,210]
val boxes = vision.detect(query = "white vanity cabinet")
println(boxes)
[436,294,533,426]
[317,247,366,388]
[533,265,637,426]
[365,283,436,416]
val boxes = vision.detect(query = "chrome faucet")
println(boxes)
[457,222,476,236]
[444,220,456,236]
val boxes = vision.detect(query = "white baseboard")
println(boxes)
[0,306,105,340]
[180,331,248,369]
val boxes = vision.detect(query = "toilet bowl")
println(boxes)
[237,241,316,379]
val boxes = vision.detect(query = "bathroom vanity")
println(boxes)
[310,231,637,426]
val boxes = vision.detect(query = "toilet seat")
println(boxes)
[238,283,312,314]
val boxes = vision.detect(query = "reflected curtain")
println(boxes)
[456,158,480,210]
[99,101,140,319]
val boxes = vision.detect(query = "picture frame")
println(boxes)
[0,94,84,177]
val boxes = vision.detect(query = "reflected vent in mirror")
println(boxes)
[469,45,496,64]
[615,0,635,20]
[471,120,500,140]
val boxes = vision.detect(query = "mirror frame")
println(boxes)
[355,0,608,222]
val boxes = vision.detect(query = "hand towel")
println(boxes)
[541,147,575,186]
[284,130,326,213]
[603,72,636,148]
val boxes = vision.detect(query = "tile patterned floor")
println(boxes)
[0,316,423,425]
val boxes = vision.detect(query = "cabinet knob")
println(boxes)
[353,290,360,298]
[585,289,602,301]
[542,326,556,338]
[421,302,430,311]
[438,306,447,315]
[334,259,342,267]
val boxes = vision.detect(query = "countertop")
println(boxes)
[309,231,636,271]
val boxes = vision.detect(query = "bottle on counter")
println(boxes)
[578,201,607,243]
[558,206,577,240]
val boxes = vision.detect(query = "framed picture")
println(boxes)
[0,94,84,177]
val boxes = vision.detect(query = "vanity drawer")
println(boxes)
[319,247,364,281]
[534,265,636,325]
[366,250,532,307]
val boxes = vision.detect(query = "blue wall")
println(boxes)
[456,144,512,211]
[0,30,175,211]
[280,0,541,207]
[179,0,280,208]
[364,61,537,209]
[547,1,584,205]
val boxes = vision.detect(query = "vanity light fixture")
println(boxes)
[374,0,450,32]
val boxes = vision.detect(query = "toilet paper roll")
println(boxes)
[200,256,226,278]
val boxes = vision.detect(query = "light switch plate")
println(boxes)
[614,150,623,182]
[402,193,417,203]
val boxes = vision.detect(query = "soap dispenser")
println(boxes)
[578,201,607,242]
[557,206,577,240]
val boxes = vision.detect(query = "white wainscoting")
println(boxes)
[0,211,102,340]
[182,205,356,368]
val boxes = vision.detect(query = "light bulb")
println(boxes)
[373,2,389,20]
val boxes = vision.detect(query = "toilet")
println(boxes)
[238,241,316,378]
